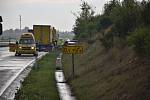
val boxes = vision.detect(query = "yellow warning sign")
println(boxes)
[62,46,83,54]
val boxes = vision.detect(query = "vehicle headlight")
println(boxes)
[31,46,35,49]
[19,46,22,49]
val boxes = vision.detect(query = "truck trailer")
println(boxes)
[33,25,57,51]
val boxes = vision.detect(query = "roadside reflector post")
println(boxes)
[62,45,83,79]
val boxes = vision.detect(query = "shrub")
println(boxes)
[128,26,150,56]
[100,32,113,49]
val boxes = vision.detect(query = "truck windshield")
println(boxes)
[19,39,34,44]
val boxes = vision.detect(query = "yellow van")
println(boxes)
[9,33,38,56]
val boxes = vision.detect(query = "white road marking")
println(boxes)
[0,67,21,70]
[0,47,48,97]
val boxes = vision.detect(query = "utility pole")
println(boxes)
[0,16,3,35]
[19,15,22,30]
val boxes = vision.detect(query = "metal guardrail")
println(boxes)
[0,42,9,47]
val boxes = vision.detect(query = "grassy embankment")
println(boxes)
[63,38,150,100]
[15,52,59,100]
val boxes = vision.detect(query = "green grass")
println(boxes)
[15,52,59,100]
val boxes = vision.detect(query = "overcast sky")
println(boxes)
[0,0,110,31]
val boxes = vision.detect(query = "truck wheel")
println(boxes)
[15,53,18,56]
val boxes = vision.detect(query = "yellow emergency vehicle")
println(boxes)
[9,33,37,56]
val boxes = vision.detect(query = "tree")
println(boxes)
[104,0,120,16]
[142,1,150,25]
[80,1,94,20]
[110,0,142,37]
[73,1,95,39]
[97,16,113,31]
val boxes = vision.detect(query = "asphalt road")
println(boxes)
[0,47,47,99]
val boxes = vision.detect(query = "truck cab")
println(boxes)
[9,33,38,56]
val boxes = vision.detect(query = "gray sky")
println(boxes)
[0,0,110,31]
